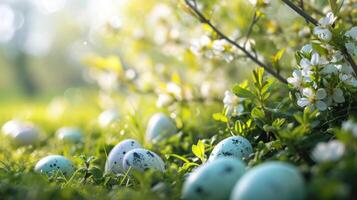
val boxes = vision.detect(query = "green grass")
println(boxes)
[0,91,223,200]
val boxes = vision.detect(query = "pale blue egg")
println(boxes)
[35,155,75,177]
[182,158,246,200]
[11,125,40,146]
[2,120,40,146]
[145,113,177,143]
[123,148,165,172]
[2,119,24,136]
[105,139,141,174]
[208,136,253,162]
[56,127,83,143]
[230,162,305,200]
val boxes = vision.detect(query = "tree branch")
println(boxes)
[281,0,318,26]
[185,0,288,84]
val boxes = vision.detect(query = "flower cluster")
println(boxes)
[313,12,336,42]
[288,13,357,111]
[223,90,244,117]
[342,119,357,138]
[156,82,184,108]
[345,26,357,56]
[311,140,345,163]
[190,35,237,63]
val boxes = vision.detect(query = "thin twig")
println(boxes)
[281,0,318,26]
[185,0,288,84]
[244,9,259,47]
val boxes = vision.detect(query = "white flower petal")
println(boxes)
[316,100,327,111]
[333,88,345,103]
[297,98,310,107]
[302,88,314,98]
[311,53,320,66]
[316,88,327,99]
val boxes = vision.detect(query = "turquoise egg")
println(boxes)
[145,113,177,143]
[230,162,305,200]
[182,158,246,200]
[105,139,141,173]
[123,148,165,172]
[208,136,253,162]
[35,155,75,177]
[56,127,83,143]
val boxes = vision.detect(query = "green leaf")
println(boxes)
[273,48,286,63]
[252,68,264,87]
[212,113,228,122]
[168,154,190,163]
[272,118,286,129]
[251,107,265,119]
[261,79,274,95]
[312,42,328,56]
[192,140,206,162]
[233,85,255,99]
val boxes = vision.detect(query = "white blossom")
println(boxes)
[248,0,270,6]
[345,42,357,56]
[311,140,345,163]
[318,12,336,27]
[301,44,313,54]
[314,27,332,41]
[190,35,212,56]
[223,91,243,117]
[287,70,303,88]
[345,26,357,41]
[299,53,326,77]
[156,93,173,108]
[342,120,357,138]
[166,82,182,100]
[321,64,338,74]
[332,88,345,103]
[297,88,327,111]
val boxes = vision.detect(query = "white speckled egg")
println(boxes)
[56,127,83,143]
[145,113,177,143]
[208,136,253,162]
[1,120,24,136]
[230,162,305,200]
[11,125,40,146]
[123,148,165,172]
[182,158,246,200]
[105,139,141,173]
[98,109,120,127]
[35,155,75,177]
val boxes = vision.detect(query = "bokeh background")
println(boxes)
[0,0,330,115]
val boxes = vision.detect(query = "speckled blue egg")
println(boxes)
[98,109,120,127]
[35,155,75,177]
[145,113,177,143]
[123,148,165,172]
[230,162,305,200]
[11,125,40,146]
[182,158,246,200]
[208,136,253,162]
[105,139,141,173]
[56,127,83,143]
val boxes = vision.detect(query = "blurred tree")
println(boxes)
[8,0,37,96]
